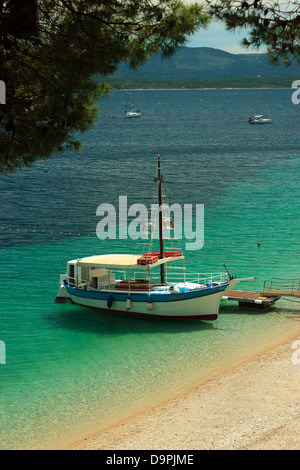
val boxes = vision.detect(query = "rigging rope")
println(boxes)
[273,308,300,320]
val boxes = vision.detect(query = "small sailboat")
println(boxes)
[247,90,272,124]
[125,92,141,118]
[247,115,272,124]
[56,156,248,320]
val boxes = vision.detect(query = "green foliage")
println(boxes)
[0,0,210,173]
[108,76,299,89]
[207,1,300,66]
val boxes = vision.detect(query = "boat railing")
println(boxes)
[263,277,300,293]
[166,271,228,285]
[65,270,228,291]
[144,271,228,285]
[65,273,76,286]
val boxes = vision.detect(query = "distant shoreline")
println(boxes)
[107,77,299,91]
[118,87,292,91]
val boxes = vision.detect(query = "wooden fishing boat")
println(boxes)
[56,156,243,320]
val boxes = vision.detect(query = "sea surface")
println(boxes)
[0,88,299,449]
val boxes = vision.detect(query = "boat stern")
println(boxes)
[55,274,67,303]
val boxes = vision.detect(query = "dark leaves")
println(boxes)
[0,0,210,173]
[3,0,39,40]
[208,0,300,67]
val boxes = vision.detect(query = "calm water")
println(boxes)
[0,89,299,449]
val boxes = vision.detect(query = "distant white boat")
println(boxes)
[248,90,272,124]
[125,92,141,118]
[125,110,141,118]
[247,115,272,124]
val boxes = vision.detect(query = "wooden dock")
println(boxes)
[223,278,300,310]
[263,278,300,300]
[263,290,300,298]
[222,290,281,310]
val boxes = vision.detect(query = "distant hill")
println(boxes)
[114,47,299,79]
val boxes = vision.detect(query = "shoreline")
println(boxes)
[117,87,293,91]
[66,323,300,451]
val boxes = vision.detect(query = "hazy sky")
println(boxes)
[183,1,268,54]
[187,21,266,54]
[187,22,247,54]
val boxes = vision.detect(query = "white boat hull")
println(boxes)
[248,115,272,124]
[125,111,141,118]
[64,284,228,320]
[248,119,272,124]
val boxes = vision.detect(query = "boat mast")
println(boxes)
[154,154,165,284]
[125,92,130,113]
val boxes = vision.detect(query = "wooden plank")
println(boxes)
[224,290,270,300]
[263,290,300,298]
[222,290,281,310]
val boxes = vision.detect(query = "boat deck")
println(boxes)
[115,280,162,291]
[222,290,281,310]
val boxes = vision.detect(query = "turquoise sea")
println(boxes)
[0,89,299,449]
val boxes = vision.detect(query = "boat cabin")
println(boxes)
[65,252,186,293]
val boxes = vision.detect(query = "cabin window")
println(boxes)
[67,264,76,286]
[69,264,74,279]
[81,266,88,282]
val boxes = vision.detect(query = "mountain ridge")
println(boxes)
[114,47,299,79]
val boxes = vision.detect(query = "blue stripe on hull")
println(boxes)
[65,284,228,303]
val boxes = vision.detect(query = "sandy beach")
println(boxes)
[68,325,300,451]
